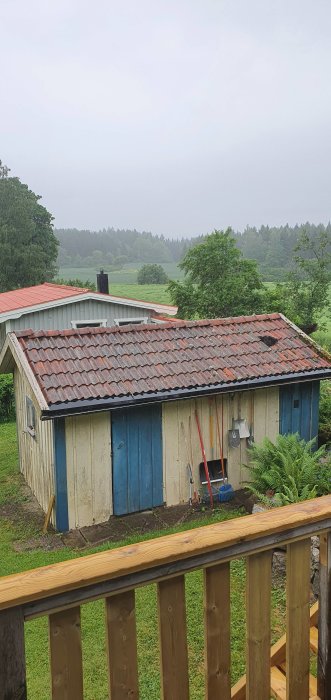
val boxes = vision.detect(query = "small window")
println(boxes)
[114,317,148,327]
[26,397,36,437]
[293,399,300,409]
[71,319,107,329]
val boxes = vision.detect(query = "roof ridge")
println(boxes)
[14,313,283,340]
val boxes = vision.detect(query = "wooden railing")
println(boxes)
[1,497,331,699]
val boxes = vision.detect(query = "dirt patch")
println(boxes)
[63,499,247,550]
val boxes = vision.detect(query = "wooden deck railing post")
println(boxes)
[204,562,231,699]
[246,550,272,700]
[49,606,83,700]
[286,539,311,700]
[318,530,331,699]
[105,590,139,700]
[0,607,26,700]
[158,575,190,700]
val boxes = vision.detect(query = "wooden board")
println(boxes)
[204,562,231,699]
[158,575,189,700]
[0,608,26,700]
[49,606,83,700]
[105,590,139,700]
[246,550,271,699]
[286,539,311,700]
[1,497,331,611]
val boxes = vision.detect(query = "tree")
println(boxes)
[282,228,331,334]
[137,263,168,285]
[0,163,58,291]
[54,278,96,291]
[168,229,263,318]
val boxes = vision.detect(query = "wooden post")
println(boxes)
[318,531,331,699]
[286,539,311,700]
[0,607,26,700]
[105,590,139,700]
[204,562,231,699]
[158,575,190,700]
[49,606,83,700]
[246,550,272,700]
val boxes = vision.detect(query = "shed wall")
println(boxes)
[13,366,55,524]
[9,298,152,333]
[65,412,112,529]
[162,388,279,505]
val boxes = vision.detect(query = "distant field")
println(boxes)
[58,261,183,285]
[108,284,172,305]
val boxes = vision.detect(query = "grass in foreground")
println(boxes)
[0,422,286,699]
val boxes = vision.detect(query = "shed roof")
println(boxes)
[0,283,177,320]
[2,313,330,418]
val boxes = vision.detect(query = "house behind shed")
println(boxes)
[1,313,330,531]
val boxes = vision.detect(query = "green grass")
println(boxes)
[59,261,184,285]
[0,422,286,698]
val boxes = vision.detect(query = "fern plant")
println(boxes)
[244,433,331,506]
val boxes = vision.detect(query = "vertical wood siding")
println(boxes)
[14,367,55,524]
[9,299,152,333]
[65,412,112,529]
[162,388,279,505]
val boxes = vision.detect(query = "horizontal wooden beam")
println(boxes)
[0,497,330,616]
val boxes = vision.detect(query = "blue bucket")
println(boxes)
[219,483,234,503]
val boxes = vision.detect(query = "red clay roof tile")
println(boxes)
[12,314,331,408]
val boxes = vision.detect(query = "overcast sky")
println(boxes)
[1,1,331,237]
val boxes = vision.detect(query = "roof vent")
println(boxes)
[259,335,278,347]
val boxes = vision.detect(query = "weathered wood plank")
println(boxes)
[204,562,231,699]
[318,531,331,699]
[286,539,311,700]
[158,575,189,700]
[49,606,83,700]
[246,550,271,699]
[105,590,139,700]
[0,607,26,700]
[1,497,330,613]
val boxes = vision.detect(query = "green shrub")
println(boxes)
[137,264,168,285]
[319,380,331,446]
[0,375,15,422]
[244,433,331,506]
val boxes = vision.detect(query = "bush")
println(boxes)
[319,380,331,446]
[0,375,15,422]
[54,278,96,291]
[244,433,331,506]
[137,264,168,285]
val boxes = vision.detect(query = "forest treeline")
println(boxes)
[56,222,331,280]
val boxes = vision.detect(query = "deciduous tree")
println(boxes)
[168,229,263,318]
[0,163,58,291]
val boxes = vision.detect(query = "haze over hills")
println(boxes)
[56,222,331,282]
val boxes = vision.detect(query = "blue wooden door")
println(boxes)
[279,381,320,443]
[112,404,164,515]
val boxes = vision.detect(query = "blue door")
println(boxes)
[112,404,164,515]
[279,381,320,444]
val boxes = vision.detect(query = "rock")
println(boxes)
[272,550,286,586]
[252,503,267,514]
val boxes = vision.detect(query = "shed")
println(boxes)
[1,313,330,531]
[0,280,177,351]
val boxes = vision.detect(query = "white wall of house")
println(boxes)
[5,298,152,335]
[65,413,112,529]
[162,388,279,505]
[14,366,55,524]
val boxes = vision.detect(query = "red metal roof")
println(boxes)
[0,283,88,313]
[0,283,177,315]
[13,314,331,409]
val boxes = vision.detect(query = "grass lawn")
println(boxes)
[0,422,286,699]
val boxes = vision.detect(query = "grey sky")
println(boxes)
[1,0,331,237]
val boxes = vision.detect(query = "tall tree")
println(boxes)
[0,162,58,291]
[283,228,331,333]
[168,229,264,318]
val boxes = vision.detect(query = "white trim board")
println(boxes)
[0,292,177,322]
